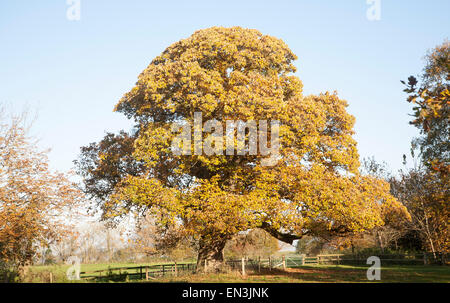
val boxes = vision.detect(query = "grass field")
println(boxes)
[157,265,450,283]
[24,263,450,283]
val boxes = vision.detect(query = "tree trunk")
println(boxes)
[196,236,228,273]
[428,236,437,259]
[421,200,436,259]
[377,231,384,253]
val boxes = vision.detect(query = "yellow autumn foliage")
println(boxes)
[82,27,410,260]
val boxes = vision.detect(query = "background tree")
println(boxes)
[295,236,328,256]
[402,41,449,175]
[396,41,450,255]
[75,222,127,263]
[359,158,410,253]
[51,230,80,263]
[76,27,409,271]
[0,107,82,280]
[129,213,197,262]
[224,229,279,259]
[390,161,449,255]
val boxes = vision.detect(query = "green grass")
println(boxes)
[156,265,450,283]
[24,263,450,283]
[23,261,195,283]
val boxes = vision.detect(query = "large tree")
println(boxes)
[76,27,408,270]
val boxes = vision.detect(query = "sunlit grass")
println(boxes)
[155,265,450,283]
[26,263,450,283]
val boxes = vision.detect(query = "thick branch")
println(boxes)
[260,222,303,244]
[260,222,354,244]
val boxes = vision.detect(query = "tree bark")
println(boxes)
[260,222,302,244]
[377,231,385,253]
[420,200,436,259]
[196,235,228,273]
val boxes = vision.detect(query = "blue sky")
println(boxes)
[0,0,448,175]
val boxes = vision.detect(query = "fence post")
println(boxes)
[145,266,149,281]
[175,262,178,277]
[140,266,143,279]
[241,257,246,276]
[424,253,428,265]
[49,272,53,283]
[282,255,286,270]
[268,256,272,271]
[258,256,261,273]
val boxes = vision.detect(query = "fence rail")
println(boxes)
[80,262,197,281]
[78,252,448,281]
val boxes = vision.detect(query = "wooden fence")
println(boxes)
[314,252,448,266]
[78,252,448,281]
[80,262,196,281]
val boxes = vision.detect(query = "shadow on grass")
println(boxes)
[83,265,450,283]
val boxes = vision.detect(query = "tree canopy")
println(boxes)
[0,109,82,277]
[395,41,450,254]
[76,27,409,268]
[402,41,449,175]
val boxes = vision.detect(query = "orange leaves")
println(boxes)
[79,27,407,247]
[115,27,299,122]
[273,163,408,235]
[0,110,83,267]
